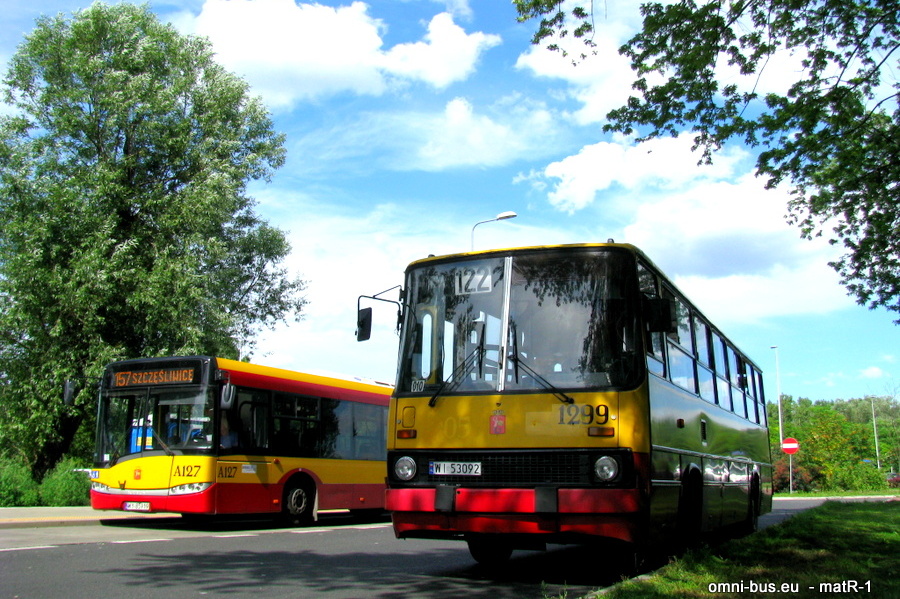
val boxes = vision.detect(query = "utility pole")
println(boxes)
[870,395,881,470]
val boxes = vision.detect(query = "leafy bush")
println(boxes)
[39,457,91,506]
[772,459,817,492]
[824,461,889,493]
[0,458,41,507]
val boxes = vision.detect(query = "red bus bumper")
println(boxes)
[386,487,644,543]
[90,485,219,514]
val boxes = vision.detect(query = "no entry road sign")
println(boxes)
[782,437,800,454]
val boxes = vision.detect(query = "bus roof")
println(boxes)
[406,242,642,269]
[215,357,393,395]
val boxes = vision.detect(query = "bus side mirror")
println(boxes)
[645,298,677,334]
[221,384,235,410]
[63,380,77,406]
[356,307,372,342]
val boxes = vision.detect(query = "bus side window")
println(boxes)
[728,349,747,418]
[694,317,715,403]
[638,263,665,376]
[664,291,696,394]
[756,371,767,426]
[354,403,387,461]
[712,333,732,410]
[746,364,760,424]
[237,389,269,451]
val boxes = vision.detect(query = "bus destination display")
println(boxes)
[112,368,197,388]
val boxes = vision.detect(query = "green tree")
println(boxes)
[515,0,900,320]
[0,2,306,479]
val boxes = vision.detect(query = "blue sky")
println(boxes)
[3,0,897,402]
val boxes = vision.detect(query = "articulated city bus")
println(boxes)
[90,356,391,523]
[358,243,772,563]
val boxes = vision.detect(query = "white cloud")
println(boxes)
[380,13,500,88]
[534,134,748,213]
[516,29,638,124]
[860,366,885,379]
[289,95,563,173]
[521,133,853,325]
[432,0,472,20]
[187,0,499,108]
[413,97,553,170]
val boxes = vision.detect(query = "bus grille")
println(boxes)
[404,451,596,486]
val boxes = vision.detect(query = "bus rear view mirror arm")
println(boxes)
[356,285,405,341]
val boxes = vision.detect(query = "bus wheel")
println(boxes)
[283,479,315,527]
[466,535,513,566]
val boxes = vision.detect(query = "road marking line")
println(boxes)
[0,545,57,552]
[111,538,172,544]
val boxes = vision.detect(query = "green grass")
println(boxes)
[591,500,900,599]
[773,489,898,498]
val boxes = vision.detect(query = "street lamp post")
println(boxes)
[871,395,881,470]
[471,211,517,250]
[771,345,791,493]
[771,346,784,444]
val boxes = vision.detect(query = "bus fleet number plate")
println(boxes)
[429,461,482,476]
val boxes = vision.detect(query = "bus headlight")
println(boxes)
[394,456,417,481]
[593,456,619,482]
[170,482,213,495]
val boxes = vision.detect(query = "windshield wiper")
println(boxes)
[429,324,486,407]
[516,358,574,404]
[510,355,575,404]
[507,327,574,404]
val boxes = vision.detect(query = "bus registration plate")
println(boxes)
[429,461,481,476]
[124,501,151,512]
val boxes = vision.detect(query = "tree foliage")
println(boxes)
[0,2,306,478]
[515,0,900,320]
[767,395,897,491]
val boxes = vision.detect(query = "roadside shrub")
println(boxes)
[39,457,91,506]
[824,461,889,493]
[0,458,41,507]
[772,459,816,492]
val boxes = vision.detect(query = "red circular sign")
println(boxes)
[782,437,800,454]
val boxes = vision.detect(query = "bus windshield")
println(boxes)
[96,387,215,464]
[398,248,643,396]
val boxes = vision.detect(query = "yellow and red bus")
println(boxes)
[358,243,772,563]
[90,356,391,523]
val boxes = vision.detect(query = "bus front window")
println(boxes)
[95,388,214,465]
[505,251,642,391]
[399,258,506,395]
[152,390,214,450]
[397,249,642,396]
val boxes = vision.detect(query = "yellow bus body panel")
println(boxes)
[389,387,650,453]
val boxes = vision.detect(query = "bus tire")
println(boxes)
[466,535,513,566]
[282,477,316,527]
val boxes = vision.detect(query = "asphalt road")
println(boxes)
[0,497,892,599]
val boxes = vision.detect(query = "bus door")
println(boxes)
[216,389,276,513]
